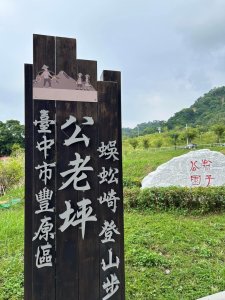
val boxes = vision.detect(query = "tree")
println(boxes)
[154,139,163,148]
[129,138,138,150]
[142,138,150,150]
[170,132,179,150]
[212,124,225,143]
[187,128,197,143]
[0,120,24,156]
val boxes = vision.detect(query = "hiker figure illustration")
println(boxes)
[84,74,91,90]
[77,73,83,89]
[41,65,53,87]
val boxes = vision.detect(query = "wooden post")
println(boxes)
[25,34,125,300]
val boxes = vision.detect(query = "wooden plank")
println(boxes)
[32,34,56,300]
[24,63,33,300]
[97,80,125,300]
[101,71,125,299]
[76,60,99,300]
[33,34,55,79]
[55,36,79,300]
[26,34,125,300]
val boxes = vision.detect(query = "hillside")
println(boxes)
[123,86,225,137]
[167,86,225,129]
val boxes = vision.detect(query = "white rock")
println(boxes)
[141,149,225,188]
[196,291,225,300]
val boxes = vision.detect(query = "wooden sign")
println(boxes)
[25,34,125,300]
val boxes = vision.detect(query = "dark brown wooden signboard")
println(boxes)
[25,34,125,300]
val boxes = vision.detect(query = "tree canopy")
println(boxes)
[0,120,24,156]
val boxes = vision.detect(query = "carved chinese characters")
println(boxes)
[58,115,97,239]
[59,198,97,239]
[98,140,121,299]
[190,159,214,186]
[26,34,124,300]
[33,110,56,269]
[142,149,225,188]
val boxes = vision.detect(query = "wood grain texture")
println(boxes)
[97,80,125,300]
[25,34,125,300]
[100,70,125,299]
[32,34,56,300]
[76,59,99,300]
[24,63,33,300]
[33,34,55,79]
[55,36,79,300]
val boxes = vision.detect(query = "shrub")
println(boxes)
[123,177,141,188]
[142,138,150,150]
[124,186,225,214]
[129,138,139,150]
[0,153,24,191]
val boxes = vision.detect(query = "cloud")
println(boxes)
[1,0,225,128]
[174,0,225,51]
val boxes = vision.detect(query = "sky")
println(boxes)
[1,0,225,128]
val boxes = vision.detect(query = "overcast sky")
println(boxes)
[1,0,225,128]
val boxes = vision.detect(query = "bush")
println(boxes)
[0,153,24,191]
[123,177,141,188]
[129,138,139,150]
[124,186,225,214]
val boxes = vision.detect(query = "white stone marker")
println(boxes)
[142,149,225,188]
[197,291,225,300]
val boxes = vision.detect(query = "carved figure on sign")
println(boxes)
[35,161,56,185]
[97,140,119,161]
[32,216,54,242]
[98,167,119,185]
[33,110,55,134]
[35,243,53,269]
[59,153,93,191]
[99,220,120,243]
[59,199,97,239]
[35,187,54,214]
[77,73,83,89]
[84,74,91,89]
[102,274,120,300]
[98,189,120,213]
[41,65,53,87]
[61,115,94,147]
[101,248,120,271]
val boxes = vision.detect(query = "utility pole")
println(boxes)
[186,124,189,145]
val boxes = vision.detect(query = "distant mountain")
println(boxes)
[122,120,166,137]
[123,86,225,137]
[167,86,225,129]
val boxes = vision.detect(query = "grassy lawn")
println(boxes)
[0,203,24,300]
[1,148,225,299]
[1,201,225,299]
[125,210,225,300]
[123,149,189,184]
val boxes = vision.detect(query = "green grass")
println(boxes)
[123,149,189,185]
[0,186,24,204]
[2,147,225,299]
[1,201,225,299]
[0,202,24,300]
[125,210,225,299]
